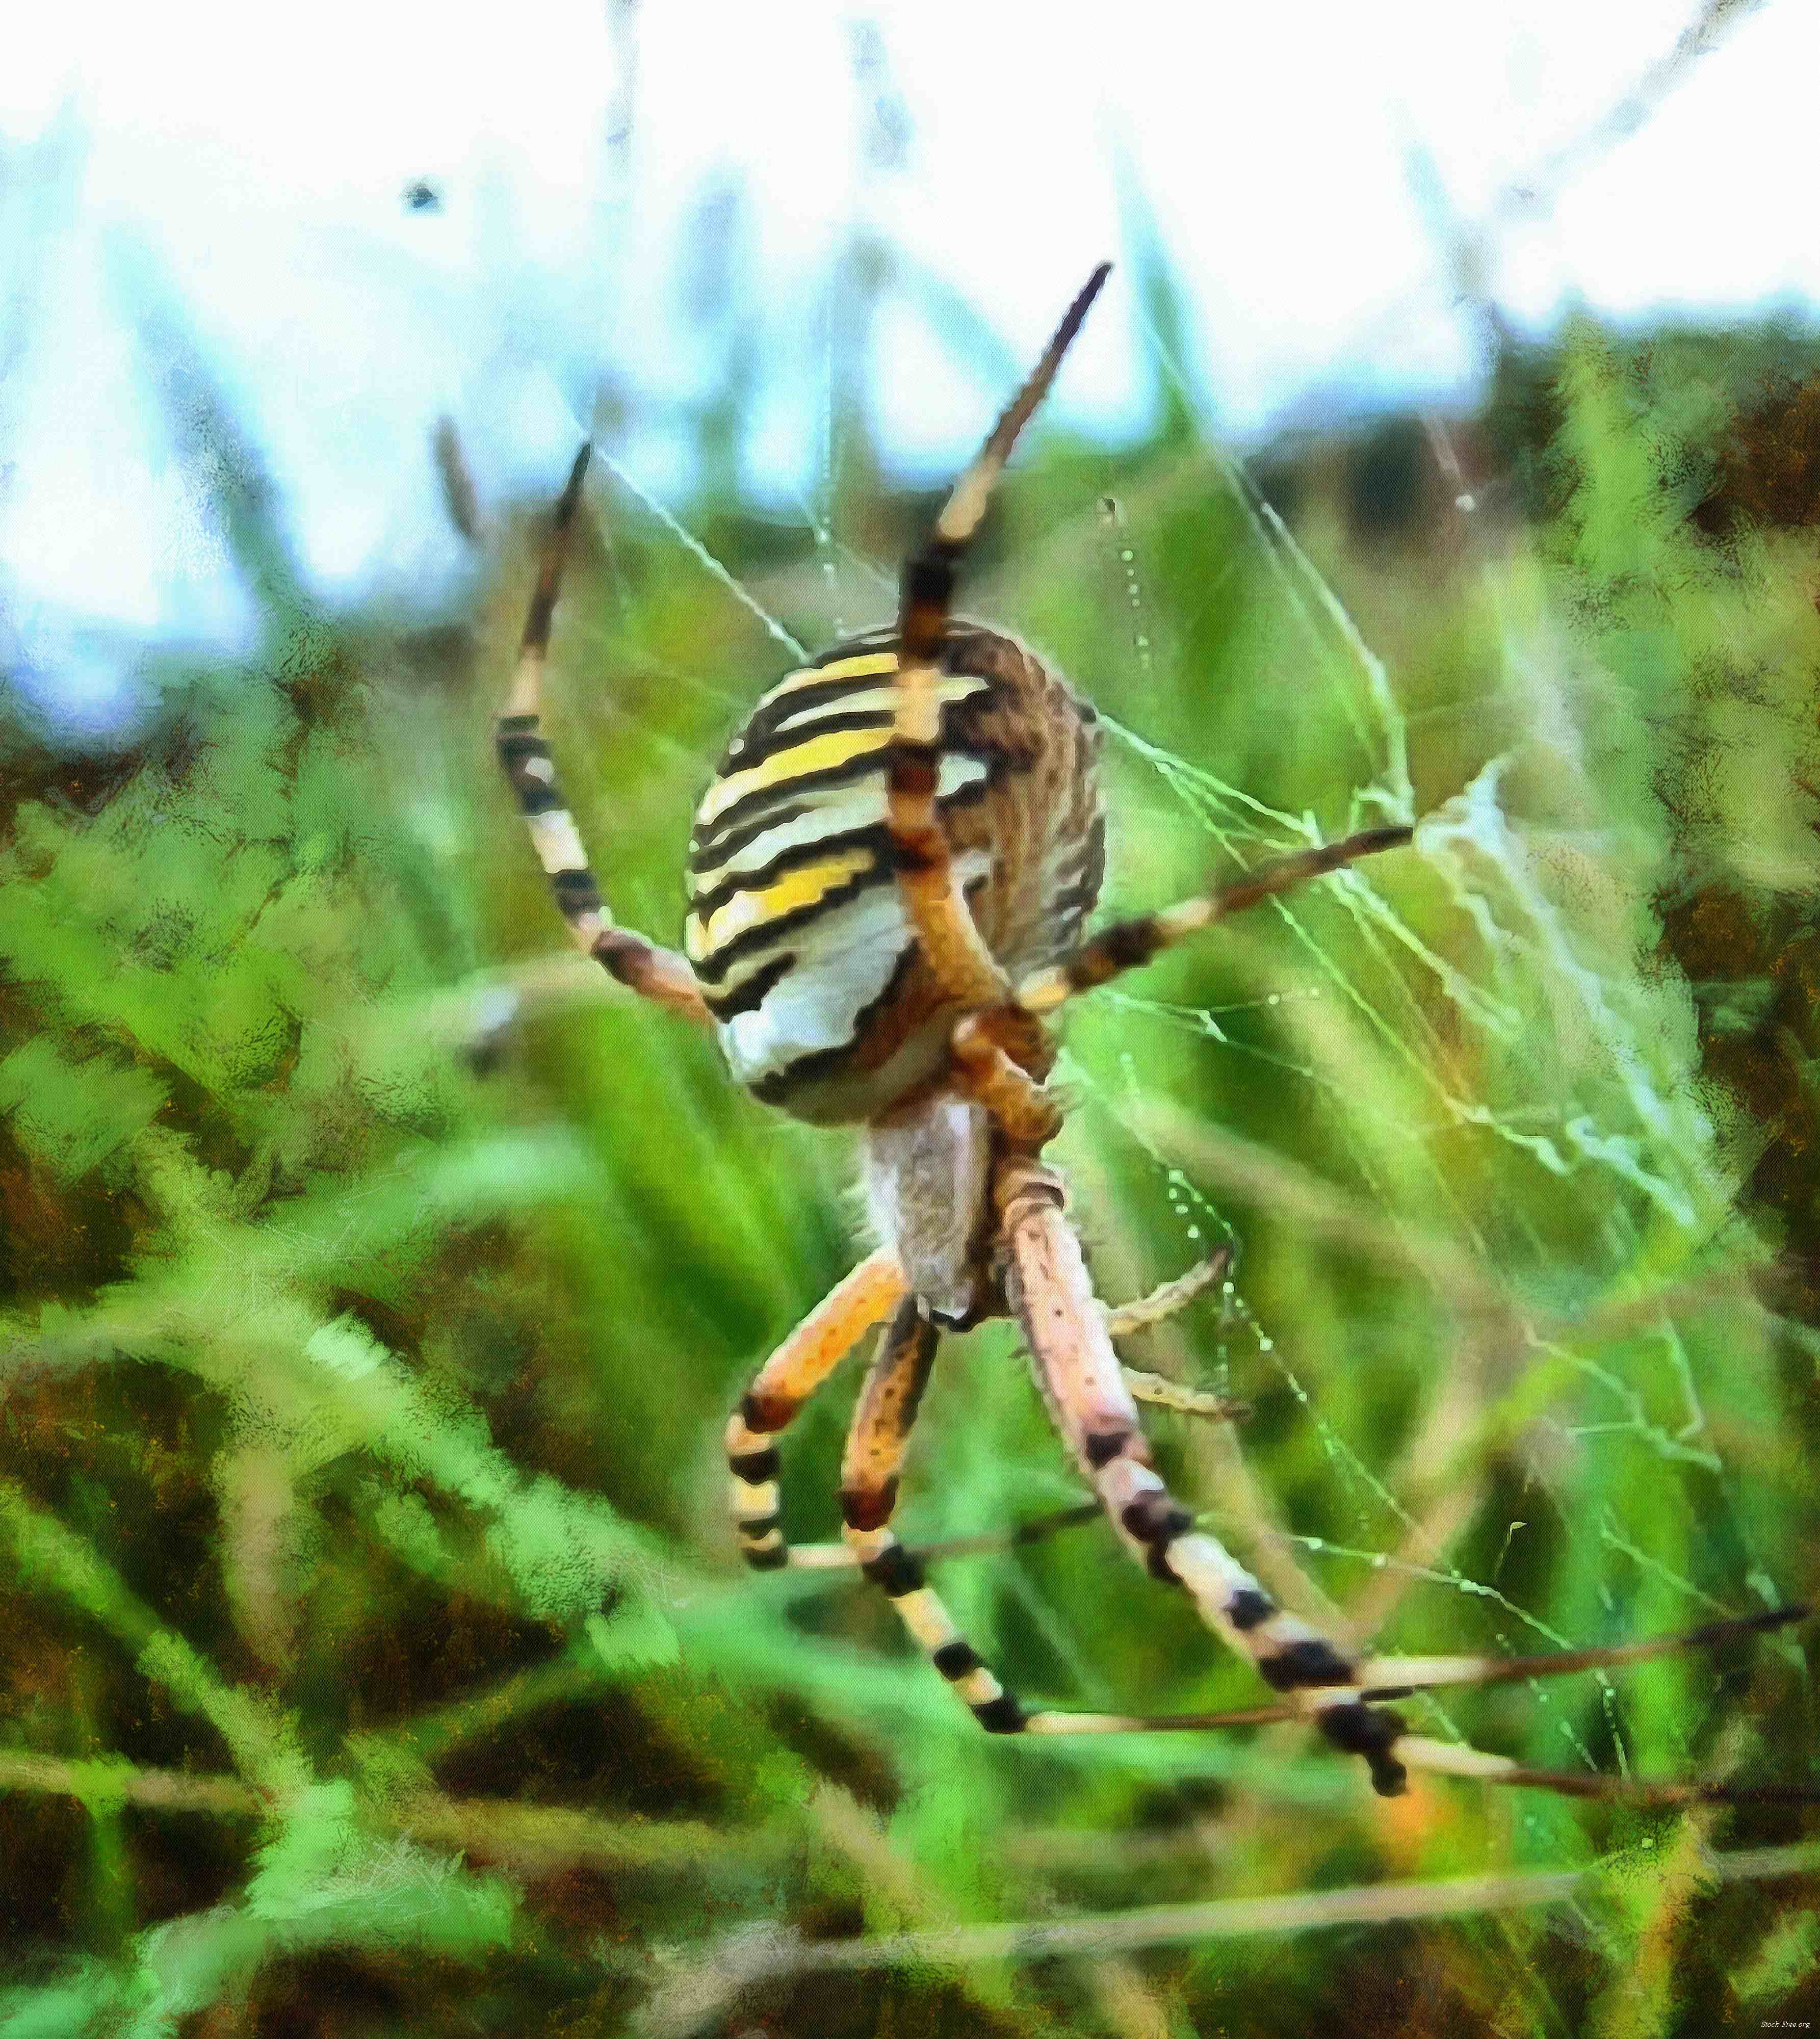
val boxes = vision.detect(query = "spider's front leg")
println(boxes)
[994,1155,1413,1797]
[493,443,710,1029]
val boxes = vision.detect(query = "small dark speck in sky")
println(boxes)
[403,181,443,214]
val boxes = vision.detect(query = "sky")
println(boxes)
[1,0,1816,728]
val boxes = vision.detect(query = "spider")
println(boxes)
[489,264,1809,1807]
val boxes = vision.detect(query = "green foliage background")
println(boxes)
[2,274,1819,2036]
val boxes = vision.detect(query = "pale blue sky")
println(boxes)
[2,0,1815,727]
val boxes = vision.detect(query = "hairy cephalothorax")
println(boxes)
[487,266,1813,1810]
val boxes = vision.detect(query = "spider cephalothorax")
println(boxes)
[490,264,1812,1809]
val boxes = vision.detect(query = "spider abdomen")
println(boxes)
[685,622,1103,1125]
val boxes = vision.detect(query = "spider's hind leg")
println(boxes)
[839,1296,1028,1732]
[725,1252,906,1570]
[842,1291,1301,1749]
[991,1157,1819,1804]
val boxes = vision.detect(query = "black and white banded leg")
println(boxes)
[883,263,1112,1015]
[492,440,711,1029]
[838,1296,1031,1733]
[999,1158,1412,1793]
[1013,827,1415,1019]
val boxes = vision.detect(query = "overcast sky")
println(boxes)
[2,0,1815,726]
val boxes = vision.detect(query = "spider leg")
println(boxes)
[838,1297,1025,1730]
[812,1278,1811,1797]
[1115,1368,1246,1422]
[833,1295,1372,1753]
[1077,1610,1820,1805]
[839,1296,1117,1735]
[996,1156,1413,1793]
[829,1169,1393,1772]
[884,265,1111,1012]
[1352,1603,1810,1702]
[1104,1245,1232,1340]
[1105,1247,1245,1415]
[949,1013,1061,1144]
[724,1250,907,1569]
[1013,824,1415,1017]
[489,440,711,1028]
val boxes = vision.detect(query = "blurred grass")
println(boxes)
[1,270,1818,2039]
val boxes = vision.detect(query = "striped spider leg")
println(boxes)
[492,440,711,1031]
[495,273,1811,1809]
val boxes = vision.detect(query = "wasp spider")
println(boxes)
[493,265,1809,1806]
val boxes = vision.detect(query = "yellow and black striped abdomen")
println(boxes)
[685,624,1104,1125]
